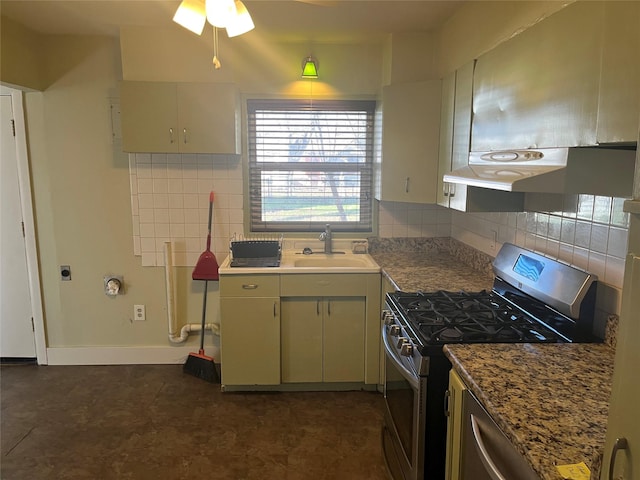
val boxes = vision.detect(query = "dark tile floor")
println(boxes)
[1,364,389,480]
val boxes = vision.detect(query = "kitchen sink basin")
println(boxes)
[293,256,375,268]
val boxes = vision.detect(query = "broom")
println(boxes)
[184,191,220,383]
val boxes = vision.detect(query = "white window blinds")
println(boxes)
[247,99,375,232]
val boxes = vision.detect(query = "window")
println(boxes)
[247,99,375,232]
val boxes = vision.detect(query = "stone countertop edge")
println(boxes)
[443,343,615,480]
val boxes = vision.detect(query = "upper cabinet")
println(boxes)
[437,61,524,212]
[120,81,240,154]
[471,1,639,151]
[376,80,441,203]
[597,1,640,143]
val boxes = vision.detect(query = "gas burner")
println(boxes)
[437,327,463,342]
[387,287,574,347]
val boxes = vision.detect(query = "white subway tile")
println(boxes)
[587,251,606,278]
[572,246,589,270]
[139,223,155,238]
[574,221,592,248]
[593,196,612,224]
[153,193,169,209]
[589,224,609,254]
[607,227,628,258]
[577,194,594,221]
[154,209,170,224]
[604,255,625,289]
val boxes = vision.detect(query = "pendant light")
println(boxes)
[301,56,319,79]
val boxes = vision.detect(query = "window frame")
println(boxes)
[246,98,376,233]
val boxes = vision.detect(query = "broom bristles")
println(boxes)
[183,352,220,383]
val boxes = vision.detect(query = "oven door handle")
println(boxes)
[382,324,420,390]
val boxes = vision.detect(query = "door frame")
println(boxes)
[1,87,47,364]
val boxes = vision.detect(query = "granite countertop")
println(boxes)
[444,343,615,480]
[368,238,494,292]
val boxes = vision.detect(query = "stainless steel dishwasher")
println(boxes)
[461,390,540,480]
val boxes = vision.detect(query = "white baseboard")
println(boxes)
[45,345,221,366]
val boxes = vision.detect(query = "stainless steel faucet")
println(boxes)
[319,224,332,253]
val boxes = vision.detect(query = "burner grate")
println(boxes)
[388,290,568,346]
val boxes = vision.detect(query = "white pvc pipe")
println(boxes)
[169,322,220,343]
[164,241,220,344]
[164,242,179,339]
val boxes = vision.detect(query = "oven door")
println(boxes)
[382,324,426,480]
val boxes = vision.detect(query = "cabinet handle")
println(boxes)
[183,128,187,144]
[317,299,320,315]
[444,183,449,197]
[273,301,277,317]
[242,284,258,290]
[608,437,629,480]
[169,128,175,144]
[327,300,331,316]
[405,177,410,193]
[449,183,456,198]
[444,389,451,417]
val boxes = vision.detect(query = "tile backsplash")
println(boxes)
[127,156,628,336]
[129,153,243,267]
[449,193,630,337]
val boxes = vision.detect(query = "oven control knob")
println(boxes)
[382,311,394,325]
[397,337,408,349]
[389,325,401,336]
[400,343,414,357]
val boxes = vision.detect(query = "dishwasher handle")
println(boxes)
[608,437,628,480]
[470,414,507,480]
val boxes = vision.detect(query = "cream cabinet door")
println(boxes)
[596,1,640,144]
[601,254,640,480]
[219,296,280,386]
[281,297,323,383]
[471,2,601,151]
[177,83,240,154]
[121,81,178,153]
[323,296,365,383]
[447,61,473,212]
[437,71,456,207]
[445,369,467,480]
[281,296,366,383]
[120,81,240,154]
[378,80,441,203]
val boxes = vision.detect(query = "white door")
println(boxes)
[0,94,36,358]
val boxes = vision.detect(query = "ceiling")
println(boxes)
[0,0,465,43]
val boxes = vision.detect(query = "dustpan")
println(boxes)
[192,191,219,281]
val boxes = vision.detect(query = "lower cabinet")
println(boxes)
[220,272,380,389]
[445,369,467,480]
[281,296,365,383]
[219,275,280,386]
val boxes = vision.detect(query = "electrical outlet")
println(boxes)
[133,304,145,321]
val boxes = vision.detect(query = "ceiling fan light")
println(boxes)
[226,1,255,37]
[173,0,207,35]
[301,56,319,78]
[206,0,237,28]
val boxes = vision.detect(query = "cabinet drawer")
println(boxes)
[220,275,279,297]
[281,274,368,297]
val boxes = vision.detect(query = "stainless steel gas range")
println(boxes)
[381,243,599,480]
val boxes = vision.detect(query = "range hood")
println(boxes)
[443,147,637,197]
